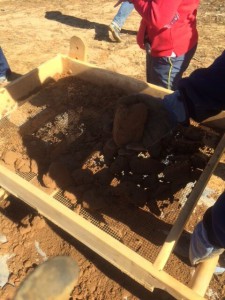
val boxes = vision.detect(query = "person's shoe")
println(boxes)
[109,22,122,42]
[0,76,9,87]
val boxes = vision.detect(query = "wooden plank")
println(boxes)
[0,54,170,121]
[201,111,225,130]
[62,56,172,98]
[0,164,205,300]
[0,55,64,120]
[69,36,87,61]
[190,255,219,296]
[6,55,64,101]
[153,133,225,271]
[0,187,9,201]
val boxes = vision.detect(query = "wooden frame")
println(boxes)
[0,37,224,299]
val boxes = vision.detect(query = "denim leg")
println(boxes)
[170,45,197,90]
[146,54,170,89]
[189,221,224,265]
[112,2,134,29]
[0,47,10,79]
[146,45,197,90]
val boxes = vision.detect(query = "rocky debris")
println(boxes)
[102,138,118,162]
[130,156,165,175]
[113,102,148,146]
[101,111,114,136]
[72,169,94,186]
[109,156,129,175]
[113,181,147,207]
[190,152,209,169]
[163,161,192,183]
[17,159,31,173]
[181,126,205,141]
[30,159,38,173]
[42,172,57,189]
[172,139,203,154]
[49,142,67,161]
[81,151,105,174]
[94,168,114,186]
[42,161,73,189]
[82,188,107,211]
[31,216,46,230]
[64,188,79,204]
[142,174,159,189]
[2,151,23,170]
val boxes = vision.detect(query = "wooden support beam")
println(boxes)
[0,55,64,120]
[69,36,87,61]
[153,133,225,271]
[63,56,172,98]
[201,111,225,130]
[190,255,219,296]
[0,164,206,300]
[0,187,9,201]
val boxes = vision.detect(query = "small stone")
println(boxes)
[19,226,31,235]
[31,216,46,230]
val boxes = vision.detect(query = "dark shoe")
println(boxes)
[109,22,122,42]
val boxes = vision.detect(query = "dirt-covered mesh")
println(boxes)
[0,75,221,286]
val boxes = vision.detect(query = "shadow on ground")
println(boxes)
[45,11,137,42]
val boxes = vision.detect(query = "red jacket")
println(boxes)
[132,0,199,57]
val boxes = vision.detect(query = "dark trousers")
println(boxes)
[146,45,197,90]
[0,47,10,79]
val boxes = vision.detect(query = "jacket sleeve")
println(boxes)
[178,51,225,122]
[132,0,183,29]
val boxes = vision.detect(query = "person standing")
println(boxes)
[0,47,11,85]
[115,0,200,90]
[108,2,134,43]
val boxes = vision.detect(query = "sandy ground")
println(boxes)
[0,1,225,300]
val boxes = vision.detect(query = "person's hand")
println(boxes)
[112,94,176,156]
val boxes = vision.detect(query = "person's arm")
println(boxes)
[162,51,225,124]
[131,0,182,29]
[114,0,182,29]
[112,51,225,158]
[178,51,225,122]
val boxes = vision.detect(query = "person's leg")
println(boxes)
[112,2,134,29]
[109,2,134,42]
[146,45,197,90]
[146,54,170,89]
[170,45,197,90]
[189,221,224,265]
[0,47,10,83]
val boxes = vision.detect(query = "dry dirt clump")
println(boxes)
[113,101,148,146]
[0,75,223,300]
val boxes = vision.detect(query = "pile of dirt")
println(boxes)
[0,76,219,213]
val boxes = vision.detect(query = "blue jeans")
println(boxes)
[112,2,134,29]
[189,221,224,265]
[0,47,10,79]
[146,45,197,90]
